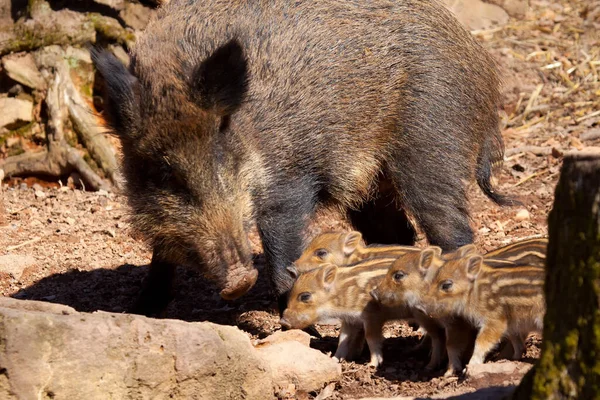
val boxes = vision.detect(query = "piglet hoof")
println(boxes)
[368,355,383,368]
[219,267,259,300]
[443,368,459,378]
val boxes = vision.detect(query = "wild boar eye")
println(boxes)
[315,249,328,259]
[440,280,453,292]
[298,292,312,302]
[393,271,406,282]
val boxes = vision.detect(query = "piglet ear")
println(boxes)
[92,49,140,139]
[191,38,249,116]
[455,244,478,258]
[419,247,441,269]
[465,255,483,281]
[343,231,364,256]
[320,263,338,290]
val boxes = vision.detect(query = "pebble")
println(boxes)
[34,190,46,199]
[515,209,530,221]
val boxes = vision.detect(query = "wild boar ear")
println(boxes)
[456,244,478,258]
[286,265,299,280]
[91,49,140,139]
[321,264,338,289]
[343,231,364,256]
[191,38,249,116]
[465,255,483,281]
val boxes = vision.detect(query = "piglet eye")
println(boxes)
[393,271,406,282]
[440,280,453,291]
[299,292,312,302]
[315,249,328,259]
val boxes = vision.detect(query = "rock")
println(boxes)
[254,329,311,348]
[2,52,46,90]
[94,0,125,11]
[0,97,33,130]
[485,0,529,18]
[0,297,272,399]
[109,44,130,67]
[34,190,46,199]
[119,2,154,31]
[515,209,530,221]
[0,255,36,280]
[0,298,341,399]
[467,360,529,379]
[256,339,342,393]
[443,0,510,30]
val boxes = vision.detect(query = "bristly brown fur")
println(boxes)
[93,0,513,315]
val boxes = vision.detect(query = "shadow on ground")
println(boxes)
[11,254,280,336]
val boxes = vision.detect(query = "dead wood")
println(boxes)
[0,64,111,191]
[505,146,560,157]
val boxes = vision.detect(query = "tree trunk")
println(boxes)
[0,169,5,226]
[513,151,600,399]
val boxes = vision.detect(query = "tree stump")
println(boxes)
[513,151,600,399]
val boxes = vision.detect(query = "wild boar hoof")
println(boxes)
[219,268,259,300]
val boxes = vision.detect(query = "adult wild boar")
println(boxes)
[93,0,513,315]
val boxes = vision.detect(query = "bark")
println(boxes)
[513,151,600,399]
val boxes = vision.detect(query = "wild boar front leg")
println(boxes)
[130,248,176,317]
[256,181,317,310]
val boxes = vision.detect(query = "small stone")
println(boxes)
[442,0,509,30]
[32,183,43,192]
[97,189,109,197]
[119,2,153,31]
[109,45,130,67]
[65,217,75,226]
[0,255,36,280]
[0,97,33,129]
[93,0,125,11]
[515,209,530,221]
[2,52,46,90]
[34,190,46,199]
[254,329,311,348]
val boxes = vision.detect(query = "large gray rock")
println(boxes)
[2,53,46,90]
[0,297,341,399]
[0,97,33,129]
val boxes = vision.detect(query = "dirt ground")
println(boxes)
[1,0,599,398]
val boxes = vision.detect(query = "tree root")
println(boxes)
[0,60,111,191]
